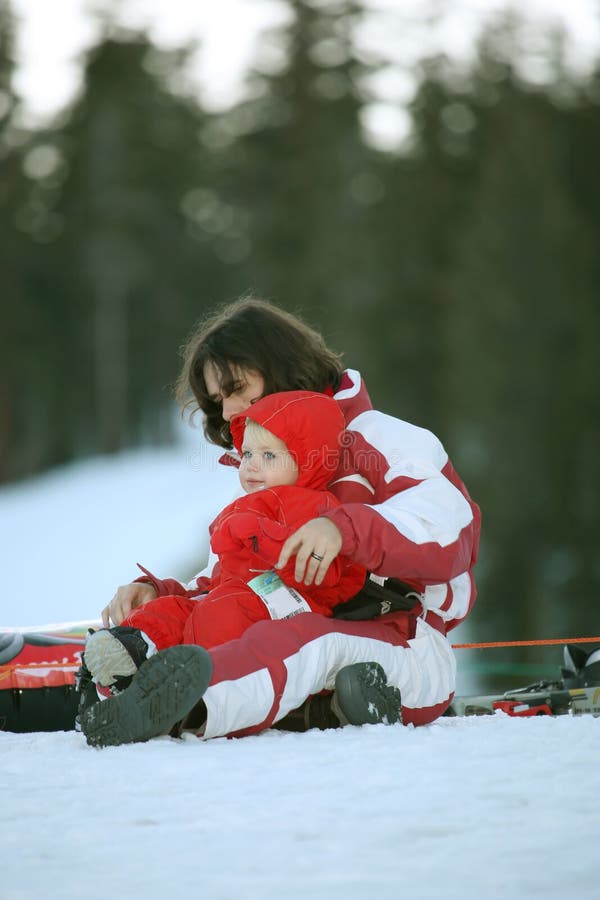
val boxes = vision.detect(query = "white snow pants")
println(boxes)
[201,610,456,738]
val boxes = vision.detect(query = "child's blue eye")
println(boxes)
[241,450,252,460]
[263,451,276,461]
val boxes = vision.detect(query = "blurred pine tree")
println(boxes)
[212,0,381,355]
[27,32,214,463]
[440,31,600,646]
[0,0,49,480]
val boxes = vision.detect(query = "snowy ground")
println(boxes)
[1,434,599,899]
[2,715,599,900]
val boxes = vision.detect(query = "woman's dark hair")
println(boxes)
[176,296,344,448]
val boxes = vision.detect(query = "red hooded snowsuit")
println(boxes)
[123,392,366,650]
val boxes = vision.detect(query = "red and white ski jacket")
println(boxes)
[325,370,480,631]
[139,371,480,632]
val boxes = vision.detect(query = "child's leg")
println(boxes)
[81,595,198,699]
[183,582,270,648]
[124,595,198,649]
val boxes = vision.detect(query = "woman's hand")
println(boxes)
[101,582,158,627]
[276,517,342,587]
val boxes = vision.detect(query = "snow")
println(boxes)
[1,433,599,899]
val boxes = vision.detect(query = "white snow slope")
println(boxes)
[1,440,599,900]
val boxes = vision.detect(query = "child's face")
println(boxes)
[239,424,299,493]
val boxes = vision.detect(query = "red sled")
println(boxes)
[0,621,99,732]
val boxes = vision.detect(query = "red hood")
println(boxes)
[230,391,344,491]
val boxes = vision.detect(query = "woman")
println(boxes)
[81,296,481,746]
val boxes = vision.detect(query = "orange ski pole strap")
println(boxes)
[452,636,600,650]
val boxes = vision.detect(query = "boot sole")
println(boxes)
[80,645,213,747]
[334,662,402,726]
[83,629,140,685]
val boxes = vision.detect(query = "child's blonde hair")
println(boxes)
[242,419,279,446]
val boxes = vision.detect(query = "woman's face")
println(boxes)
[204,361,265,423]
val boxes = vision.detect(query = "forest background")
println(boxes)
[1,0,599,685]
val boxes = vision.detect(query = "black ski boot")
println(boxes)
[83,626,153,695]
[75,626,153,729]
[74,655,99,732]
[562,644,600,688]
[80,645,213,748]
[275,662,403,731]
[333,662,403,726]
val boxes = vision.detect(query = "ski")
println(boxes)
[447,683,600,718]
[447,642,600,718]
